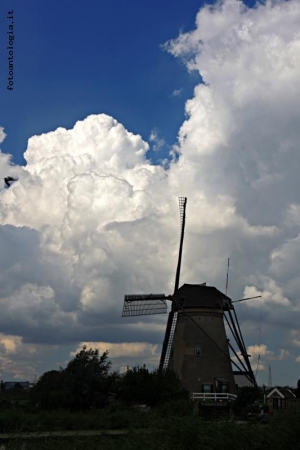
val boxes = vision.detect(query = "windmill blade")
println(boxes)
[122,294,168,317]
[159,310,178,370]
[223,304,258,388]
[232,295,262,303]
[174,197,187,293]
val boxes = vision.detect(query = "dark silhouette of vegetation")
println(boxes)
[31,370,66,409]
[0,407,299,449]
[295,379,300,398]
[119,365,188,407]
[1,363,300,449]
[64,346,111,410]
[1,349,300,450]
[31,346,112,410]
[232,386,260,416]
[30,346,187,411]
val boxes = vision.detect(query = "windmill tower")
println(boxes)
[122,198,256,397]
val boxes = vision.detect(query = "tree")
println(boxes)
[31,346,112,410]
[30,370,66,409]
[120,365,153,405]
[232,386,260,416]
[63,346,111,410]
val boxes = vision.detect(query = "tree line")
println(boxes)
[30,346,188,410]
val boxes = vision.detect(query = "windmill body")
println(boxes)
[122,198,256,397]
[167,284,237,395]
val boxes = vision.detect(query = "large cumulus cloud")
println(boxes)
[0,0,300,385]
[164,0,300,385]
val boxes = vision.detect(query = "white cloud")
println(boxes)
[278,349,290,361]
[70,342,160,369]
[243,280,291,308]
[290,330,300,348]
[0,128,6,144]
[166,0,300,229]
[149,128,166,151]
[71,341,159,359]
[246,345,291,367]
[0,335,21,354]
[0,333,60,380]
[248,344,274,360]
[0,0,300,383]
[172,88,182,97]
[246,344,274,372]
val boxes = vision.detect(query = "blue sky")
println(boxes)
[1,0,300,387]
[0,0,254,166]
[0,0,203,165]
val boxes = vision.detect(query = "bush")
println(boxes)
[119,366,187,407]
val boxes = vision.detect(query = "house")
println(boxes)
[267,387,298,411]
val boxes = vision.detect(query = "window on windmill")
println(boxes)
[215,378,229,393]
[194,347,201,357]
[202,384,213,394]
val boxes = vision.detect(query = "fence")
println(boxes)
[191,393,237,401]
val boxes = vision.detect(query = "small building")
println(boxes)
[3,381,30,390]
[267,387,297,411]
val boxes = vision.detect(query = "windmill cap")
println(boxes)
[173,284,232,310]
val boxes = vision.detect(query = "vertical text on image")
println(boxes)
[7,10,14,91]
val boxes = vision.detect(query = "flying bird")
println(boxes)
[4,176,18,187]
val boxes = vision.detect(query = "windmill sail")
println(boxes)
[159,197,187,370]
[223,304,257,387]
[159,311,178,370]
[174,197,187,293]
[122,294,167,317]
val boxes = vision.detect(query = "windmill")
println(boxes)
[122,197,257,397]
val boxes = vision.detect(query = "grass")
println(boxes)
[0,399,299,450]
[0,400,169,434]
[1,412,298,450]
